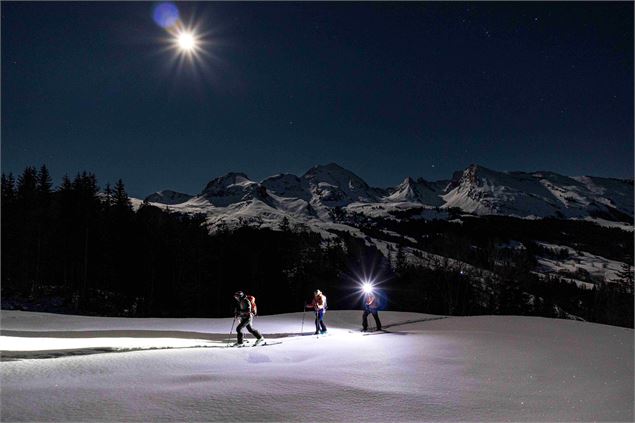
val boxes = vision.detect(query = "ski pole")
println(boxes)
[301,303,306,334]
[227,316,236,347]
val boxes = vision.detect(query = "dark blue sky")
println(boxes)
[2,2,633,197]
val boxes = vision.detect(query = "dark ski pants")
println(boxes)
[315,309,327,333]
[236,315,262,344]
[363,308,382,331]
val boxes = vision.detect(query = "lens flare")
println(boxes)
[153,3,180,29]
[362,282,373,294]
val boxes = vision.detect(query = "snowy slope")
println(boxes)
[573,175,634,218]
[200,172,270,208]
[442,164,633,220]
[1,310,632,422]
[533,242,632,288]
[385,176,446,206]
[301,163,386,217]
[443,165,572,217]
[261,173,311,202]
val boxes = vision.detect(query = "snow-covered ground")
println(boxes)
[534,242,632,288]
[1,310,633,421]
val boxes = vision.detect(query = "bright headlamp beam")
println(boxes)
[362,282,373,294]
[0,336,216,351]
[177,31,196,51]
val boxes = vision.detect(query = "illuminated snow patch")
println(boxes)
[0,336,218,351]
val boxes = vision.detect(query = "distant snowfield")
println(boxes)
[534,241,632,289]
[1,310,633,422]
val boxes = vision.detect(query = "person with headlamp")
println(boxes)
[362,283,382,332]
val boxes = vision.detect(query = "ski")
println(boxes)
[254,341,282,347]
[347,329,389,335]
[362,329,390,336]
[227,340,251,348]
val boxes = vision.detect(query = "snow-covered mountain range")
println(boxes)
[136,163,633,288]
[143,163,633,224]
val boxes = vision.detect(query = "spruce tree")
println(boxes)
[1,173,16,204]
[33,165,53,292]
[59,174,72,192]
[1,173,18,290]
[14,167,39,291]
[103,183,113,209]
[36,165,53,196]
[114,179,132,212]
[280,216,290,232]
[616,262,634,294]
[395,245,407,274]
[17,166,38,204]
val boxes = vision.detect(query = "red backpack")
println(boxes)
[246,295,257,316]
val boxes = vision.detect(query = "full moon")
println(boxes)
[177,31,196,52]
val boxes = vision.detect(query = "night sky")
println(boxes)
[2,2,633,197]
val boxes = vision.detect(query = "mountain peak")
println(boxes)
[455,164,502,185]
[202,172,252,193]
[304,162,350,175]
[401,176,416,185]
[300,163,380,207]
[144,190,193,205]
[386,176,444,205]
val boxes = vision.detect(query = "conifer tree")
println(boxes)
[32,165,54,292]
[114,179,132,211]
[1,172,16,204]
[395,245,407,274]
[616,262,634,294]
[103,183,113,209]
[1,173,18,290]
[59,174,72,192]
[36,165,53,196]
[280,216,290,232]
[17,166,38,205]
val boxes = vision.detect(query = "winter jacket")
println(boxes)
[307,292,327,311]
[365,294,379,311]
[234,297,253,318]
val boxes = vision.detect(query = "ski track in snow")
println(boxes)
[1,310,633,422]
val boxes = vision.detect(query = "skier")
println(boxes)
[362,291,382,332]
[232,291,264,346]
[306,289,327,334]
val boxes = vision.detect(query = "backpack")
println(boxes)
[246,295,257,316]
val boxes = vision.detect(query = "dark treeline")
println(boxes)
[341,209,633,266]
[392,257,633,328]
[1,166,351,317]
[1,166,633,328]
[337,209,634,328]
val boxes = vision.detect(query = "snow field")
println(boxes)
[1,310,633,421]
